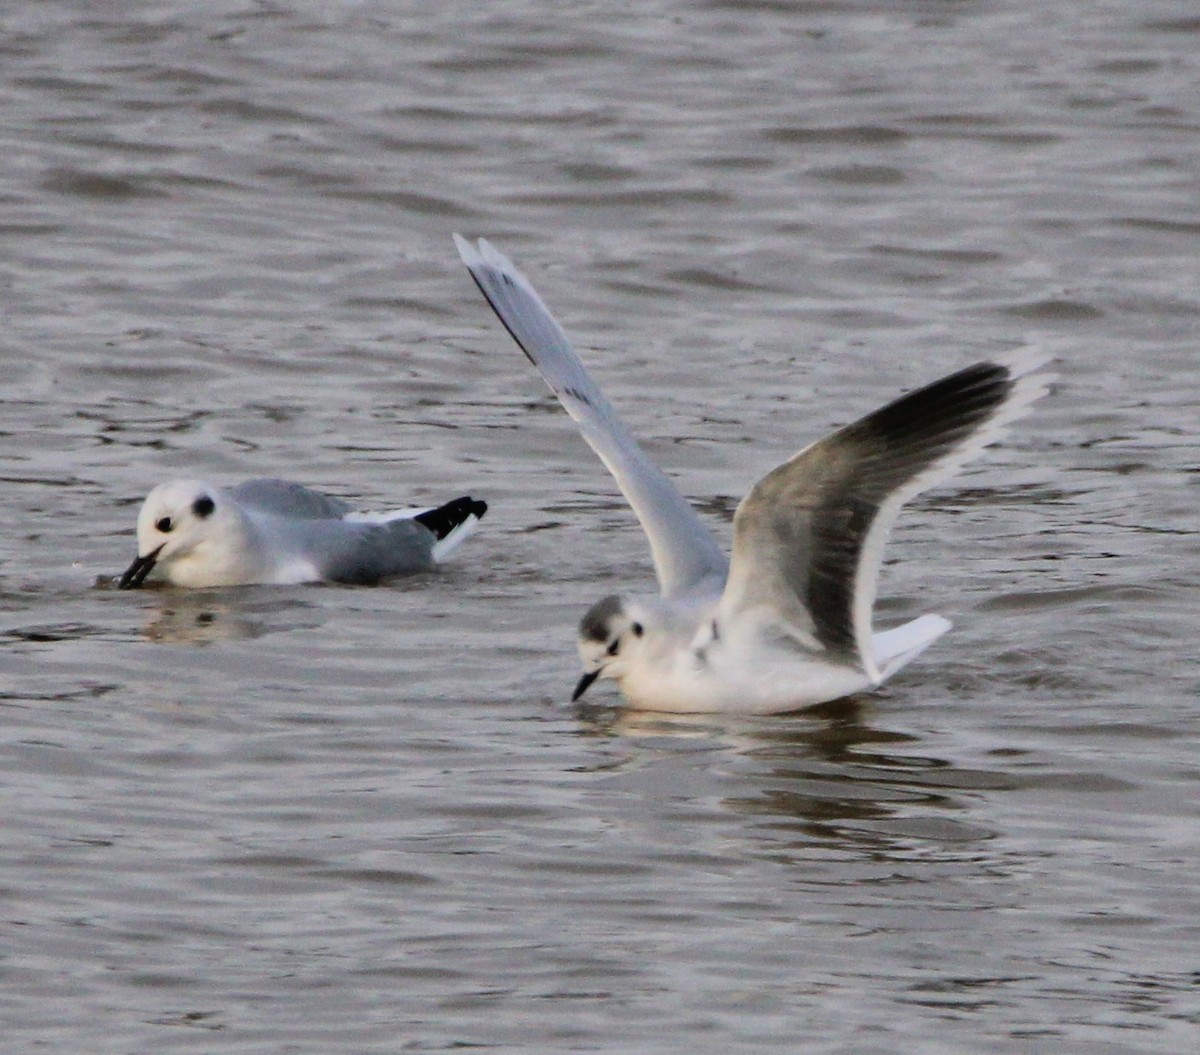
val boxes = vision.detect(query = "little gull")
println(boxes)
[455,235,1053,714]
[118,478,486,589]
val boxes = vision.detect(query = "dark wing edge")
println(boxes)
[454,235,728,598]
[720,351,1055,678]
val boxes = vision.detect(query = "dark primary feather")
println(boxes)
[807,362,1012,652]
[728,361,1015,656]
[413,496,487,540]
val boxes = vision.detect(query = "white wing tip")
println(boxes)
[343,507,429,525]
[978,347,1058,439]
[431,510,484,563]
[998,345,1057,394]
[454,233,513,275]
[996,345,1055,376]
[453,232,483,268]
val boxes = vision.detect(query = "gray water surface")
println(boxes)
[2,3,1198,1052]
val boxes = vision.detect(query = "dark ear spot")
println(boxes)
[192,494,215,518]
[155,516,173,533]
[579,595,624,643]
[632,622,644,638]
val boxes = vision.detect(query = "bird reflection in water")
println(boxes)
[133,587,318,645]
[572,695,1007,858]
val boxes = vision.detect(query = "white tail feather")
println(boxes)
[431,513,483,563]
[871,614,953,682]
[343,507,429,525]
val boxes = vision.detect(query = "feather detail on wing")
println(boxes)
[455,235,727,599]
[718,351,1054,680]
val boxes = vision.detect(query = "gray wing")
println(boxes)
[718,352,1053,678]
[265,515,437,584]
[230,479,352,520]
[455,235,727,599]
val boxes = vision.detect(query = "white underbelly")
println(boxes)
[619,652,875,715]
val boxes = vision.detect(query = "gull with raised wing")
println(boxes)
[118,478,486,589]
[456,235,1052,714]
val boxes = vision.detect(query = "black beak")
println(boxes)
[571,669,600,702]
[118,545,163,589]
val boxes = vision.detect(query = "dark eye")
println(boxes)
[606,639,620,656]
[155,516,173,533]
[192,495,215,518]
[632,622,644,638]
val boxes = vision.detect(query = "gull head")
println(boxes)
[119,480,227,588]
[572,594,655,701]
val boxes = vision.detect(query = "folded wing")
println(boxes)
[230,479,352,520]
[300,518,437,584]
[455,235,727,599]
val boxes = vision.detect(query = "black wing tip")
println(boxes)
[854,360,1015,451]
[413,496,488,540]
[801,355,1051,656]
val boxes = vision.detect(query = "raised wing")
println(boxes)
[455,235,727,599]
[718,352,1053,680]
